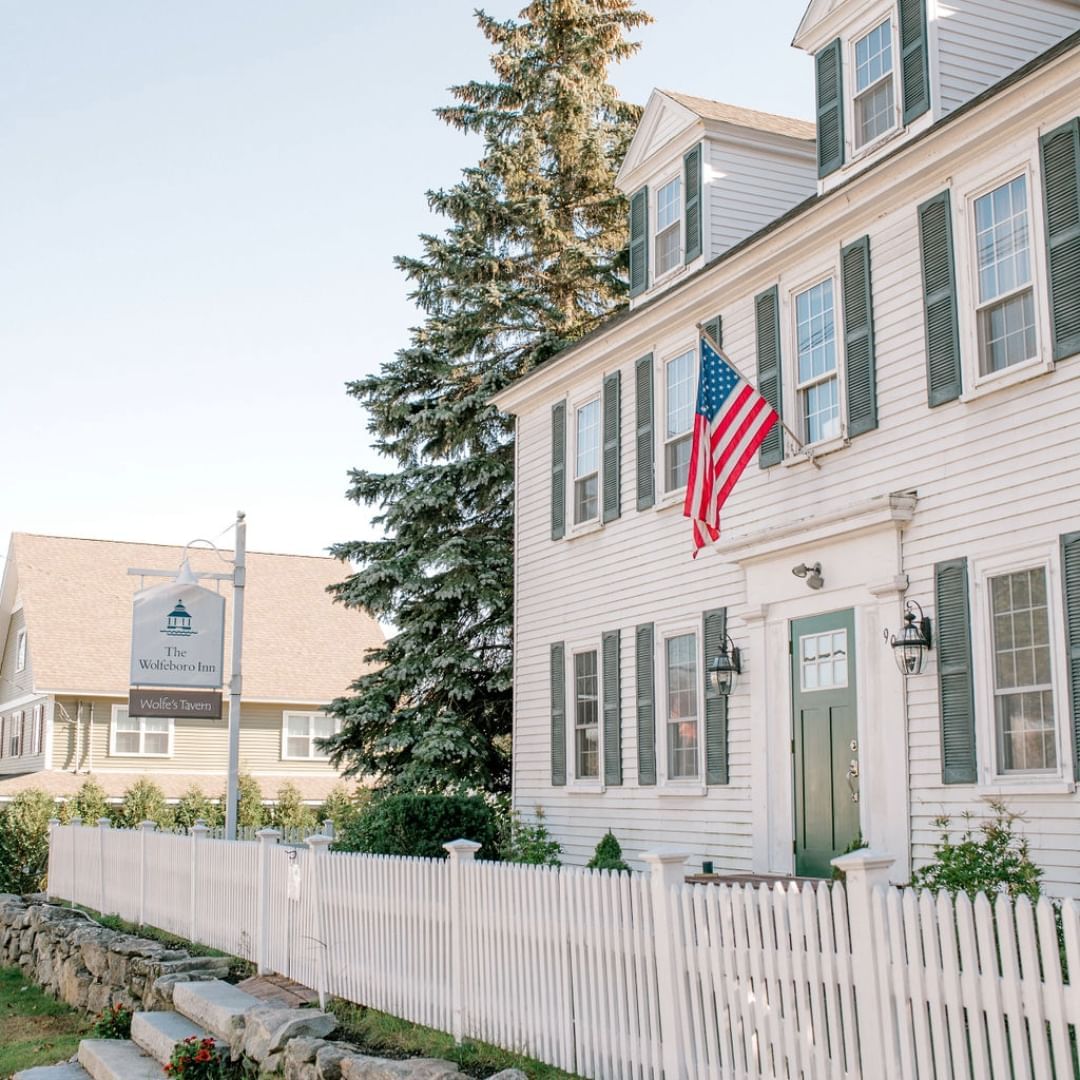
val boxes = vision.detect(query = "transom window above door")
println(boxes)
[853,20,895,148]
[974,175,1037,374]
[574,398,601,524]
[800,629,849,691]
[655,177,682,277]
[795,279,841,445]
[283,711,340,760]
[989,568,1056,772]
[574,649,599,779]
[664,349,696,490]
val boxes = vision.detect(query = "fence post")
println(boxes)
[306,834,332,1010]
[256,828,281,975]
[444,838,482,1044]
[190,820,209,944]
[139,820,157,926]
[641,850,690,1080]
[46,818,60,900]
[321,819,335,841]
[70,817,81,909]
[97,818,111,915]
[832,849,896,1080]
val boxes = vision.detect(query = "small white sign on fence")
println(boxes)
[286,858,302,902]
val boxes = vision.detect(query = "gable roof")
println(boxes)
[5,533,381,702]
[660,91,815,141]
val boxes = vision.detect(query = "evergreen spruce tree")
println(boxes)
[329,1,650,794]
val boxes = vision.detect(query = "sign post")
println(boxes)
[224,514,246,842]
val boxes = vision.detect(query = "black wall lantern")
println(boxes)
[889,600,933,676]
[708,636,742,696]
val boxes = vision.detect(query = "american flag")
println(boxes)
[683,336,779,556]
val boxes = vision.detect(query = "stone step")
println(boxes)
[172,978,263,1041]
[131,1009,210,1064]
[77,1039,162,1080]
[12,1063,91,1080]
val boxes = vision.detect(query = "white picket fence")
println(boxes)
[46,823,1080,1080]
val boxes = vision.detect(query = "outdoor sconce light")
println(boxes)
[889,600,933,676]
[707,636,741,697]
[791,562,824,590]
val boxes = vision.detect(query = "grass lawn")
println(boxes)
[0,966,91,1077]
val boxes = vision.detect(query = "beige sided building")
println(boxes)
[0,533,381,804]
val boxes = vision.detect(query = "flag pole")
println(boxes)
[695,322,821,468]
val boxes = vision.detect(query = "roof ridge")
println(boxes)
[659,89,814,128]
[11,532,338,561]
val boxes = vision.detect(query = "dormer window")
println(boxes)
[853,20,896,148]
[655,177,682,277]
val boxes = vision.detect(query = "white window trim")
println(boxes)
[655,618,706,793]
[8,710,23,757]
[14,629,27,674]
[280,710,340,762]
[659,340,698,499]
[970,546,1074,792]
[848,10,901,158]
[956,156,1053,400]
[566,639,604,790]
[568,386,603,535]
[109,704,174,758]
[652,170,684,285]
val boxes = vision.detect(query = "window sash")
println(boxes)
[15,632,26,673]
[665,633,699,779]
[664,350,696,490]
[795,279,840,443]
[974,176,1032,304]
[854,20,893,93]
[283,712,337,760]
[655,178,681,276]
[112,708,171,756]
[574,650,599,779]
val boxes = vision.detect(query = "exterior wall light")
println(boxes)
[792,562,824,590]
[707,636,741,697]
[889,600,933,676]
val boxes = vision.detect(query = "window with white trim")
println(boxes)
[974,175,1037,375]
[794,278,841,444]
[111,706,171,757]
[989,567,1056,773]
[573,649,599,779]
[853,19,896,148]
[655,177,681,277]
[14,629,27,673]
[32,704,43,755]
[573,398,601,524]
[664,349,695,491]
[282,712,340,760]
[8,711,23,757]
[665,632,699,779]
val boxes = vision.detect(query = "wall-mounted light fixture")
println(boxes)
[888,600,933,676]
[792,562,824,590]
[707,636,742,697]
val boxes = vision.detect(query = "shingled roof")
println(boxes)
[659,90,815,141]
[4,533,381,702]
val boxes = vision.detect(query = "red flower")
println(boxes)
[194,1048,211,1063]
[201,1037,215,1048]
[164,1066,173,1074]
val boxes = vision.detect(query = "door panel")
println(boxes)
[791,609,859,878]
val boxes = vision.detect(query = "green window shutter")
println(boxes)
[702,315,722,349]
[629,185,649,298]
[635,623,656,785]
[841,235,878,436]
[703,608,729,785]
[815,39,844,178]
[1040,119,1080,362]
[684,144,703,264]
[602,371,621,523]
[551,401,566,540]
[603,630,622,786]
[550,642,566,786]
[1060,532,1080,775]
[755,286,784,468]
[918,191,963,407]
[899,0,930,123]
[635,354,655,510]
[935,559,977,784]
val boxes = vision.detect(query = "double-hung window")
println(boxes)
[974,175,1037,374]
[655,177,681,277]
[112,706,171,756]
[664,349,695,490]
[31,705,43,756]
[14,630,26,673]
[283,711,339,760]
[853,20,896,149]
[8,711,22,757]
[573,650,599,779]
[574,398,601,524]
[795,279,841,444]
[665,632,698,779]
[989,568,1056,773]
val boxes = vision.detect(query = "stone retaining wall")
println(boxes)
[0,893,232,1014]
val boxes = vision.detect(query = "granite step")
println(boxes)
[131,1009,211,1064]
[12,1063,91,1080]
[172,978,263,1041]
[77,1039,162,1080]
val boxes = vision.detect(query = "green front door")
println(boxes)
[791,609,860,878]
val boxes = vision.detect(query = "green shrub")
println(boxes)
[271,781,317,834]
[173,785,224,830]
[587,830,630,873]
[0,789,57,893]
[236,773,265,830]
[496,804,560,866]
[318,783,368,837]
[337,793,498,860]
[91,1002,132,1039]
[910,801,1042,901]
[70,778,110,825]
[116,779,173,830]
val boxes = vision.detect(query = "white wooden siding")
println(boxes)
[507,52,1080,894]
[936,0,1080,115]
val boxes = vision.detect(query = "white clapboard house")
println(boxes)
[492,0,1080,895]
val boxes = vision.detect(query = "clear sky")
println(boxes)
[1,1,812,562]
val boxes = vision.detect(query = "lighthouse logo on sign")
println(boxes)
[163,600,197,637]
